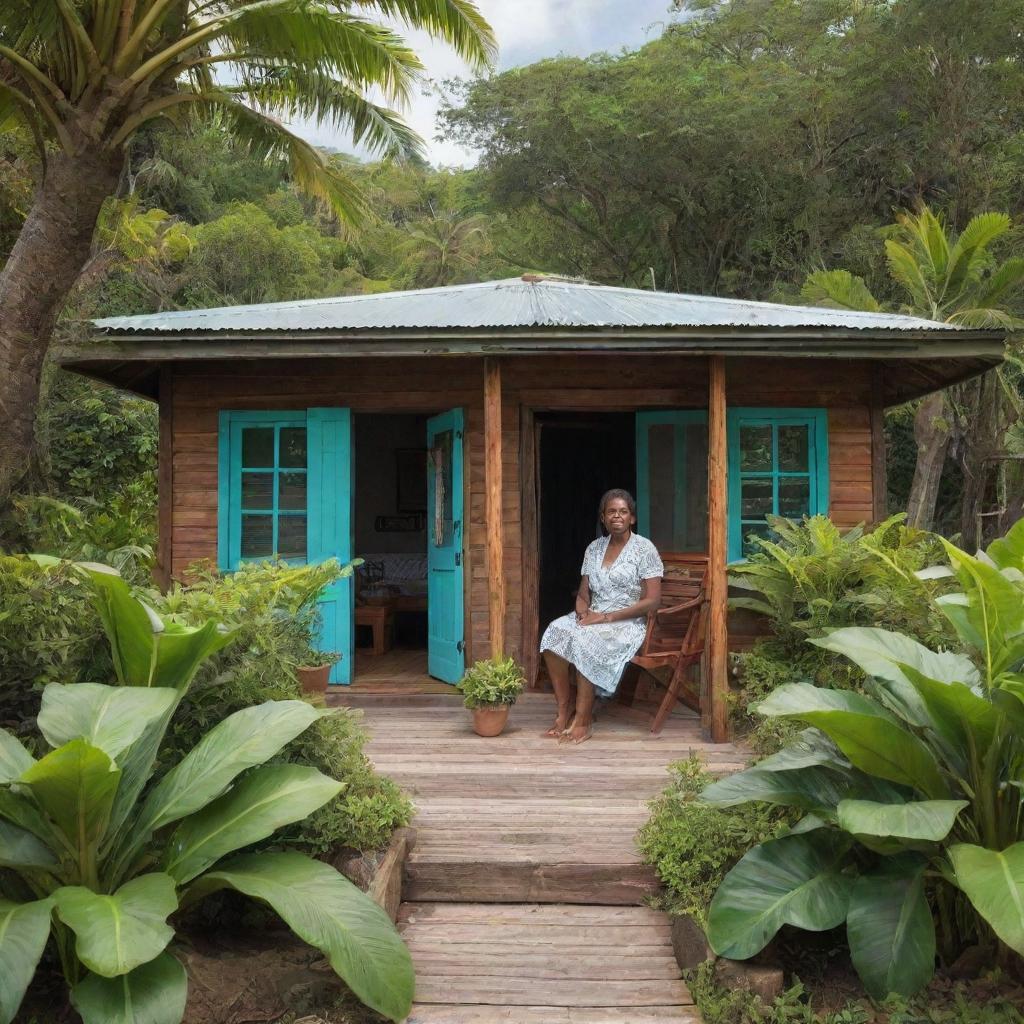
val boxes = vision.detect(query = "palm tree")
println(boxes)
[402,207,489,286]
[0,0,495,496]
[802,207,1024,536]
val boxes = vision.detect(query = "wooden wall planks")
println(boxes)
[166,354,879,671]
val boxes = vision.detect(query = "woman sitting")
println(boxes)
[539,488,663,744]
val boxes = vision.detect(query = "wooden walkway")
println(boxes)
[331,691,745,1023]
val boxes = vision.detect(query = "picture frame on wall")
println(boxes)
[396,447,427,512]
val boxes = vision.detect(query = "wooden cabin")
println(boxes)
[59,275,1005,739]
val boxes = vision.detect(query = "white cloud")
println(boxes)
[292,0,676,166]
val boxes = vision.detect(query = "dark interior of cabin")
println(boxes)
[353,413,430,674]
[536,412,636,631]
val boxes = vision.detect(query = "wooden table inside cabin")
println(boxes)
[355,603,395,655]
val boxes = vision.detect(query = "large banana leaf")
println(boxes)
[987,519,1024,571]
[757,684,948,798]
[20,739,120,855]
[702,760,909,815]
[949,843,1024,954]
[837,799,967,843]
[137,700,323,834]
[939,540,1024,682]
[70,952,187,1024]
[0,898,53,1024]
[898,664,998,753]
[54,873,177,977]
[163,764,342,884]
[0,730,35,782]
[184,851,414,1022]
[80,566,155,686]
[149,619,235,690]
[707,831,854,960]
[0,819,58,870]
[37,684,177,761]
[846,857,935,998]
[812,627,979,690]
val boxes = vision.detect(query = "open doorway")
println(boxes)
[353,412,431,686]
[536,412,637,632]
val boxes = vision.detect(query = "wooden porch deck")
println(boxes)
[330,690,747,1023]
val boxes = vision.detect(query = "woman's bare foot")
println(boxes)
[542,705,572,738]
[561,717,593,744]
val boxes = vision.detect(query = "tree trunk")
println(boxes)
[905,390,951,531]
[0,146,123,501]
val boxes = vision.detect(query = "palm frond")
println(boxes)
[138,4,424,106]
[172,90,372,222]
[800,269,881,312]
[356,0,497,67]
[226,62,422,157]
[976,258,1024,311]
[885,238,933,312]
[946,306,1022,330]
[945,211,1010,300]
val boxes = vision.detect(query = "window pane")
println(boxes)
[431,430,454,547]
[279,515,307,559]
[646,423,675,551]
[778,425,809,472]
[279,472,307,511]
[280,428,307,468]
[242,427,274,468]
[241,514,273,557]
[779,477,811,518]
[741,522,771,558]
[741,478,773,518]
[241,472,273,510]
[739,425,772,471]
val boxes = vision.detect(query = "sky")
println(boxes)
[294,0,681,167]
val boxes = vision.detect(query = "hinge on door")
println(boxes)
[455,551,462,566]
[457,640,465,653]
[456,430,463,439]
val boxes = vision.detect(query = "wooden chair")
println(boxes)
[624,553,708,734]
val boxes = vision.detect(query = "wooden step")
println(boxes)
[400,902,696,1022]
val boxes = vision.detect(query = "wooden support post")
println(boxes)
[707,356,729,743]
[870,366,888,525]
[484,357,506,657]
[155,367,173,592]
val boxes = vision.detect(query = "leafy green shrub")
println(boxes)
[457,656,526,709]
[727,515,956,754]
[0,564,413,1024]
[702,522,1024,1000]
[638,757,792,920]
[0,556,110,737]
[152,560,410,854]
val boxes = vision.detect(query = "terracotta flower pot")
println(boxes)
[296,663,332,695]
[471,704,510,737]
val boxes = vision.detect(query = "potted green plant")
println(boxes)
[457,656,526,736]
[295,648,341,696]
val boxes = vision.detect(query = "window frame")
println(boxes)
[726,408,829,562]
[218,409,308,570]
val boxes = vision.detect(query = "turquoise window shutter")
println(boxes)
[726,408,829,561]
[307,408,354,685]
[217,408,353,684]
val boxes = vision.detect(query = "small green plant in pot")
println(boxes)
[458,657,525,736]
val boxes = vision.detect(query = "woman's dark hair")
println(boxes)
[596,488,637,537]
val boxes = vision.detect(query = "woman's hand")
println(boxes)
[577,609,610,626]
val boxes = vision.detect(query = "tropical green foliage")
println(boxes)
[638,757,791,920]
[457,656,526,709]
[728,515,955,752]
[0,563,414,1024]
[702,521,1024,999]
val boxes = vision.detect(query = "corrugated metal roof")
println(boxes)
[93,275,964,335]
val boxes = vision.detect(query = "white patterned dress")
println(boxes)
[539,533,664,697]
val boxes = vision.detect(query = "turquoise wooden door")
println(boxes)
[426,408,465,683]
[218,407,354,684]
[636,411,709,552]
[308,408,354,684]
